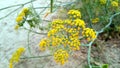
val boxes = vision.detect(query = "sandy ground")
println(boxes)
[0,0,51,68]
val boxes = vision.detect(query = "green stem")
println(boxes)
[86,12,120,68]
[27,29,32,55]
[50,0,53,13]
[22,27,47,35]
[98,12,120,33]
[88,45,92,68]
[20,55,52,59]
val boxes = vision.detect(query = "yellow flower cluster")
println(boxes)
[68,10,81,18]
[9,47,25,68]
[51,37,62,46]
[52,19,64,26]
[92,18,99,24]
[52,19,65,30]
[9,63,13,68]
[16,8,29,23]
[47,29,58,37]
[111,1,118,7]
[39,38,49,51]
[100,0,107,5]
[54,49,69,65]
[39,10,97,65]
[61,38,70,46]
[64,19,72,25]
[82,28,96,41]
[69,38,80,51]
[74,19,86,29]
[66,28,79,38]
[47,19,65,37]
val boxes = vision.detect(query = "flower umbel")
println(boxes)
[9,47,25,68]
[74,19,86,29]
[111,1,118,7]
[100,0,107,5]
[68,10,81,18]
[16,8,29,23]
[54,49,69,65]
[39,38,49,51]
[82,28,97,41]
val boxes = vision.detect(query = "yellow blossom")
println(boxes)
[39,38,49,51]
[100,0,107,5]
[111,1,118,7]
[16,7,29,23]
[51,37,62,46]
[18,12,25,17]
[22,8,29,13]
[9,63,13,68]
[16,16,23,23]
[54,49,69,65]
[74,19,86,29]
[64,19,72,25]
[82,28,96,41]
[69,38,80,51]
[9,47,25,68]
[10,47,25,63]
[92,18,99,24]
[47,29,57,37]
[14,24,19,30]
[68,10,81,18]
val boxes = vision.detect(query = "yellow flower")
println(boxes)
[100,0,107,5]
[111,1,118,7]
[92,18,99,24]
[16,16,23,23]
[47,29,57,37]
[14,24,19,30]
[16,7,29,23]
[64,19,72,25]
[69,38,80,51]
[51,37,62,46]
[68,10,81,18]
[52,19,64,28]
[9,47,25,68]
[9,63,13,68]
[54,49,69,65]
[22,8,29,13]
[18,12,25,17]
[74,19,86,29]
[82,28,96,41]
[10,47,25,63]
[52,19,63,25]
[39,38,49,51]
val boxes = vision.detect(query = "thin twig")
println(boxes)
[0,0,37,20]
[20,55,52,59]
[0,6,22,20]
[27,29,32,55]
[22,27,47,35]
[0,0,36,11]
